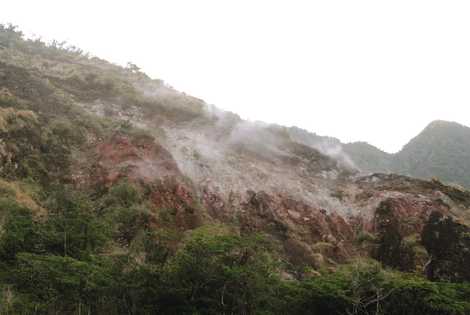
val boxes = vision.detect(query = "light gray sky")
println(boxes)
[3,1,470,153]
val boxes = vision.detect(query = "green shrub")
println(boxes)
[107,181,141,208]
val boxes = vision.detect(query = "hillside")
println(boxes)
[343,141,393,173]
[394,120,470,187]
[343,120,470,188]
[0,24,470,314]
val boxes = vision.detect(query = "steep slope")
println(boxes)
[287,126,356,169]
[1,23,470,261]
[343,141,393,173]
[1,25,470,313]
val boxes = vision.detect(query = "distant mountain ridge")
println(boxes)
[341,120,470,187]
[392,120,470,187]
[286,120,470,187]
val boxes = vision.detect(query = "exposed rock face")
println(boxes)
[73,133,183,187]
[371,197,450,237]
[64,97,470,271]
[150,179,203,230]
[92,134,183,186]
[372,199,421,271]
[72,101,470,268]
[422,211,470,282]
[2,35,470,273]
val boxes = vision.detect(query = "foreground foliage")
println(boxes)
[0,192,469,315]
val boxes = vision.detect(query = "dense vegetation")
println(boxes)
[1,190,470,314]
[0,24,470,314]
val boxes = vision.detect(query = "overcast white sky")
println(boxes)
[3,1,470,152]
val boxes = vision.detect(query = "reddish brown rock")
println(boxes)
[92,133,183,186]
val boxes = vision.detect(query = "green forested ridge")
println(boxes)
[289,117,470,188]
[0,24,469,314]
[344,121,470,188]
[393,121,470,188]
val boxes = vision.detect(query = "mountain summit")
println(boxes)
[344,120,470,187]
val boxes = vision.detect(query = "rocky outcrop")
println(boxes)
[422,211,470,282]
[92,133,183,186]
[67,126,470,270]
[3,30,470,275]
[372,199,419,271]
